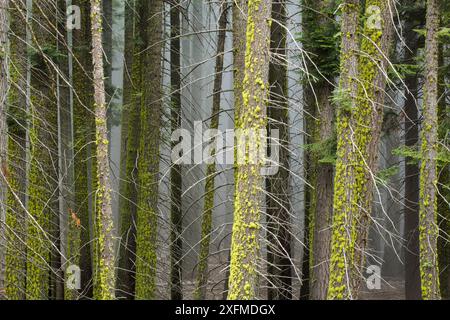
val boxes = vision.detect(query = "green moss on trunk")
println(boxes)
[90,0,116,300]
[26,2,60,300]
[227,0,271,300]
[134,0,163,300]
[419,0,440,300]
[4,0,27,300]
[328,0,392,299]
[327,0,360,300]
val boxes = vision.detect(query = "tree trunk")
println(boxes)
[134,0,163,300]
[402,7,423,299]
[266,0,292,300]
[327,0,360,300]
[419,0,440,300]
[310,85,334,300]
[222,0,246,300]
[0,0,9,295]
[90,0,116,300]
[117,0,137,299]
[5,0,27,300]
[227,0,271,300]
[352,0,393,297]
[26,0,60,300]
[328,0,393,298]
[70,0,95,299]
[302,0,338,300]
[169,0,183,300]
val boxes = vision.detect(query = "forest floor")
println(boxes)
[181,271,406,300]
[0,275,406,300]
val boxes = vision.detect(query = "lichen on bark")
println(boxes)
[227,0,271,300]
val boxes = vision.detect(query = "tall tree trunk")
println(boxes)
[0,0,9,295]
[302,0,338,300]
[169,0,183,300]
[194,2,228,300]
[327,0,360,300]
[328,0,393,298]
[222,0,246,300]
[310,85,334,300]
[419,0,440,300]
[5,0,27,300]
[402,6,424,299]
[227,0,271,300]
[351,0,393,297]
[70,0,95,299]
[90,0,115,300]
[266,0,292,300]
[26,0,59,300]
[117,0,137,299]
[134,0,163,300]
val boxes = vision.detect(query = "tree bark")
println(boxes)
[402,6,424,299]
[169,0,183,300]
[90,0,115,300]
[419,0,440,300]
[227,0,271,300]
[0,0,9,295]
[117,0,137,299]
[328,0,393,298]
[134,0,163,300]
[4,7,27,291]
[327,0,360,300]
[4,0,28,300]
[352,0,393,297]
[222,0,246,300]
[266,0,292,300]
[310,85,334,300]
[302,0,338,300]
[26,0,60,300]
[70,0,95,299]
